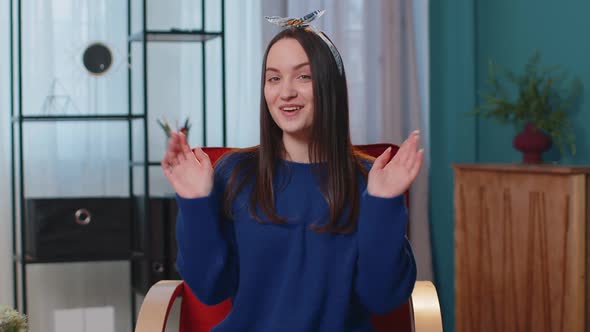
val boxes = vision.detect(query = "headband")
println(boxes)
[264,10,344,75]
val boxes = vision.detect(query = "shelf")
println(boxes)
[14,252,143,264]
[12,114,146,122]
[9,0,227,322]
[128,30,223,43]
[130,161,162,167]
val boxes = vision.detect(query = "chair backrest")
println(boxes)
[180,144,412,332]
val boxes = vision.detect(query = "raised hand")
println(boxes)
[367,130,424,198]
[161,131,214,198]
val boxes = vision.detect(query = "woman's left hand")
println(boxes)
[367,130,424,198]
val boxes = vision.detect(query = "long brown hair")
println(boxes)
[223,27,370,234]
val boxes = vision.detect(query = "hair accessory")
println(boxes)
[265,9,344,75]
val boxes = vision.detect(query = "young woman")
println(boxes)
[162,20,423,332]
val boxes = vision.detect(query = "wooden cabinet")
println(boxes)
[453,164,590,332]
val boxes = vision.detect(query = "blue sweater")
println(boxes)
[175,152,416,331]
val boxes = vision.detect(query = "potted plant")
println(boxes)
[472,51,582,163]
[0,306,27,332]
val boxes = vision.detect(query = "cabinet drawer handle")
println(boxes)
[75,208,92,225]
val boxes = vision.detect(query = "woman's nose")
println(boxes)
[280,82,297,100]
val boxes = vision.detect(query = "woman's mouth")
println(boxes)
[280,105,303,117]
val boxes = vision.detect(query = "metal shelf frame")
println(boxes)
[9,0,226,330]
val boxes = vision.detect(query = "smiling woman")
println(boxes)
[160,11,424,332]
[264,38,315,157]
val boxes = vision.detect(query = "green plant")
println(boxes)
[0,306,27,332]
[472,51,582,155]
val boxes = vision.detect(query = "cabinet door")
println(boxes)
[454,169,586,332]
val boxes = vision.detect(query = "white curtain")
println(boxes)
[225,0,265,147]
[286,0,433,280]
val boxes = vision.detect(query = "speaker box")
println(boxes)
[24,197,131,262]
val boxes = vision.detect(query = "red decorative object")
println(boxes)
[513,123,552,163]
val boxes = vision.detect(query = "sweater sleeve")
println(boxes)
[175,157,238,305]
[354,189,417,314]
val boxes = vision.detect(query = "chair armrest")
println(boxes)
[411,281,443,332]
[135,280,184,332]
[135,280,443,332]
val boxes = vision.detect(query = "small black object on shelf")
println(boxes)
[83,42,113,76]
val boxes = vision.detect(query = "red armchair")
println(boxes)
[135,144,442,332]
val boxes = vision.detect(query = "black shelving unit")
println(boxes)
[9,0,142,329]
[10,0,226,329]
[126,0,227,315]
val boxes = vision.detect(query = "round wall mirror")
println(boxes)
[82,42,113,76]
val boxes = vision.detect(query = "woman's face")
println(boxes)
[264,38,314,141]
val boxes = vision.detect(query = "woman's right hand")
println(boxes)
[161,131,214,198]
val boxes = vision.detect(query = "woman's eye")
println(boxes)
[267,77,280,82]
[298,74,312,80]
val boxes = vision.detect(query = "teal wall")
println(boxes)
[429,1,590,331]
[476,1,590,164]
